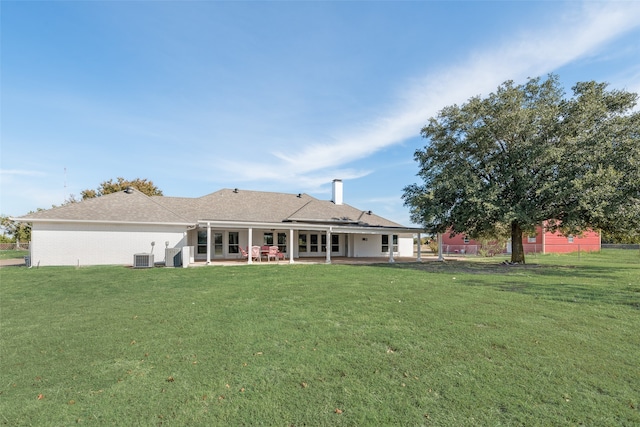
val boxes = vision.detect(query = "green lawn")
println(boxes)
[0,250,28,260]
[1,250,638,426]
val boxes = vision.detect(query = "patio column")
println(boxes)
[388,233,395,263]
[206,222,211,265]
[289,228,294,264]
[325,229,331,264]
[416,232,422,262]
[248,227,253,264]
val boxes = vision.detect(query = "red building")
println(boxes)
[441,225,601,255]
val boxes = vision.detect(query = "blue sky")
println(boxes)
[2,1,640,226]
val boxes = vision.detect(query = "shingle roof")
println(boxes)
[287,199,403,227]
[18,189,191,224]
[155,189,316,223]
[17,187,405,228]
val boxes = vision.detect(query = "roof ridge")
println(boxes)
[201,188,318,198]
[285,199,315,221]
[140,191,192,223]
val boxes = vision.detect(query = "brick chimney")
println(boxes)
[332,179,343,205]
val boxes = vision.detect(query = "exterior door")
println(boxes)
[298,233,342,256]
[213,232,223,258]
[196,230,224,259]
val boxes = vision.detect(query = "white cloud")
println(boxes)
[0,169,46,177]
[228,1,640,187]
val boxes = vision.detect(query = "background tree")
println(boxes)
[1,213,34,243]
[403,74,639,264]
[80,177,163,199]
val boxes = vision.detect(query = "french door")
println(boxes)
[298,233,341,256]
[197,231,224,258]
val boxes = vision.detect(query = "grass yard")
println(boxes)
[1,250,638,426]
[0,250,28,260]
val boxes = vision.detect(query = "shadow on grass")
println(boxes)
[361,258,640,310]
[490,280,639,309]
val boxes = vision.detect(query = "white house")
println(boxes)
[15,180,423,267]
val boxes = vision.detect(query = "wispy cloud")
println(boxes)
[0,169,46,177]
[226,1,640,187]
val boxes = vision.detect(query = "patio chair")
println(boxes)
[267,246,279,262]
[239,246,249,259]
[251,246,262,262]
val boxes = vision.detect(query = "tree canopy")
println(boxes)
[403,74,640,263]
[80,177,163,199]
[1,214,32,243]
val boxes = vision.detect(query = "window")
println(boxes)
[228,232,239,254]
[463,236,470,244]
[310,234,318,252]
[331,234,339,253]
[263,232,274,246]
[568,235,574,243]
[382,235,398,253]
[321,234,327,252]
[277,232,287,253]
[197,231,207,254]
[298,234,307,253]
[527,235,537,243]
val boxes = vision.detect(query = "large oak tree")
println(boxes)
[403,74,639,263]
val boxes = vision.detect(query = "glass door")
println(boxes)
[213,232,223,257]
[197,230,224,259]
[310,234,318,253]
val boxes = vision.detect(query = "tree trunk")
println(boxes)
[510,221,526,264]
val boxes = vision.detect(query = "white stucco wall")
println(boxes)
[30,222,188,266]
[397,234,414,257]
[349,234,414,258]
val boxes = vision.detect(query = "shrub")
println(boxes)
[478,240,505,257]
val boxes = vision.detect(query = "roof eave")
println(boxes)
[196,219,423,234]
[14,218,194,227]
[333,225,424,234]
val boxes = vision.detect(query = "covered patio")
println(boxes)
[191,220,426,265]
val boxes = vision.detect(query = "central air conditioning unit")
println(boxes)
[133,253,154,268]
[165,248,182,267]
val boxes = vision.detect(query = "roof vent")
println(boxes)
[297,193,302,198]
[233,188,239,193]
[124,187,134,194]
[367,210,372,215]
